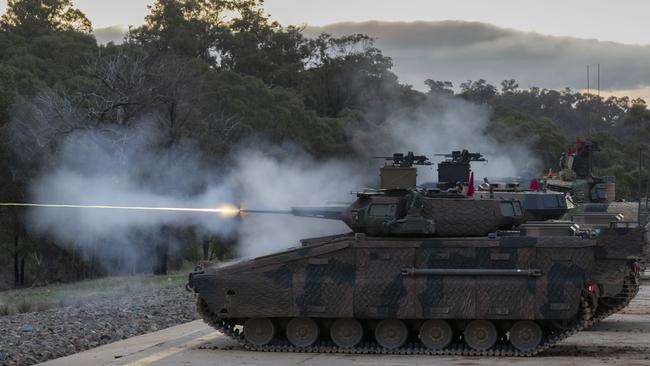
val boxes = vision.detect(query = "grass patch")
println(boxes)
[0,303,10,316]
[16,299,32,314]
[0,271,188,314]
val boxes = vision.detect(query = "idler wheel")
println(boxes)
[286,317,320,347]
[243,318,276,346]
[419,319,453,350]
[375,319,408,349]
[330,318,364,348]
[464,320,497,351]
[509,320,543,352]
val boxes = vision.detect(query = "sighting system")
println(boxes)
[375,152,432,189]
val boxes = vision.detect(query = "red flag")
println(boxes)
[530,179,539,190]
[467,171,475,197]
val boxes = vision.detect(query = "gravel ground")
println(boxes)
[0,285,198,366]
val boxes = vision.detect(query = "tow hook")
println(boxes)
[186,265,205,292]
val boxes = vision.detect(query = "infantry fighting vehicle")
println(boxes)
[188,153,645,356]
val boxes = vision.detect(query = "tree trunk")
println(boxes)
[13,237,19,288]
[19,257,25,286]
[202,239,210,261]
[153,241,169,275]
[13,226,20,288]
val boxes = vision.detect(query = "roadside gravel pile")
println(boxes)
[0,285,198,366]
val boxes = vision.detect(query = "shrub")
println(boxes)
[16,299,32,314]
[0,303,10,316]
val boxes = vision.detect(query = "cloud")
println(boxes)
[305,20,650,98]
[93,25,129,44]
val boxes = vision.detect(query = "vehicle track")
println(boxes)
[197,270,641,357]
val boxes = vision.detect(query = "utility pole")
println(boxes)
[596,64,600,138]
[587,65,590,95]
[639,148,643,223]
[645,149,650,225]
[597,64,600,97]
[586,65,591,136]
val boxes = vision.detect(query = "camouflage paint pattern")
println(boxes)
[191,225,642,322]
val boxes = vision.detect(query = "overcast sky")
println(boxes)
[304,21,650,99]
[1,0,649,99]
[1,0,649,45]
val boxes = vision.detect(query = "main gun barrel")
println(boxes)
[242,206,347,220]
[243,209,293,214]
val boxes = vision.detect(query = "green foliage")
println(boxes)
[1,0,91,38]
[219,25,311,88]
[128,0,275,66]
[625,101,650,127]
[596,165,649,200]
[197,70,350,156]
[425,79,454,96]
[460,79,498,104]
[301,33,399,118]
[128,0,224,60]
[488,112,566,170]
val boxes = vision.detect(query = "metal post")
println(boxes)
[597,64,600,97]
[586,65,592,136]
[587,65,590,95]
[645,147,650,226]
[639,148,643,223]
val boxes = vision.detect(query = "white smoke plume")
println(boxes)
[229,148,364,257]
[8,92,535,268]
[19,126,365,261]
[351,96,539,183]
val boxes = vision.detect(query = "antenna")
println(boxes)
[639,148,643,223]
[587,65,590,95]
[597,64,600,97]
[645,151,650,225]
[586,65,592,136]
[596,64,601,139]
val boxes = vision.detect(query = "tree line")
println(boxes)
[1,0,649,288]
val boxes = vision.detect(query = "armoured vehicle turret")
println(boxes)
[543,138,643,221]
[422,149,569,221]
[188,152,645,356]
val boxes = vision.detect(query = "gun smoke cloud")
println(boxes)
[7,90,535,270]
[351,95,539,182]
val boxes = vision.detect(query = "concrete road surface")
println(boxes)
[40,285,650,366]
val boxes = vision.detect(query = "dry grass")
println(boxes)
[0,272,187,314]
[0,303,10,316]
[16,299,31,314]
[34,301,57,312]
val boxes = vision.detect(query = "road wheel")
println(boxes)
[243,318,275,346]
[419,319,453,350]
[286,317,319,347]
[330,318,364,348]
[464,320,497,351]
[375,319,408,349]
[509,320,543,352]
